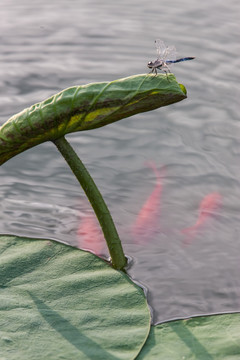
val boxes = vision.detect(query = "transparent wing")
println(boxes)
[155,39,177,61]
[164,45,177,61]
[155,39,166,59]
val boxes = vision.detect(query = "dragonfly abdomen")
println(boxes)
[167,57,195,64]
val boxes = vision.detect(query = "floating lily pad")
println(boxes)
[136,313,240,359]
[0,235,151,360]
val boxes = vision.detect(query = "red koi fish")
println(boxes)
[77,212,105,255]
[182,192,222,245]
[131,162,165,244]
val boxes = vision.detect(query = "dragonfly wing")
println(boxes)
[155,39,166,59]
[164,45,177,61]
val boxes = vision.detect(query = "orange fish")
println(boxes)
[77,212,105,255]
[131,162,165,243]
[182,192,222,245]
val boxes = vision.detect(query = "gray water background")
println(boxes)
[1,0,240,324]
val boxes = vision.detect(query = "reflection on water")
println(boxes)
[1,0,240,323]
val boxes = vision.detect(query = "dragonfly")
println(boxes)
[147,39,195,75]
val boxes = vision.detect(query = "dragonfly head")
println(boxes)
[147,61,154,69]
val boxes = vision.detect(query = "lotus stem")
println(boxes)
[53,136,127,270]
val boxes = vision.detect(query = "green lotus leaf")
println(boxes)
[0,74,186,165]
[136,313,240,359]
[0,235,151,360]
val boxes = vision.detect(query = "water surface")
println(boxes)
[1,0,240,323]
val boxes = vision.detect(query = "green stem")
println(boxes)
[53,136,127,270]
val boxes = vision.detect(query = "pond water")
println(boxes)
[1,0,240,324]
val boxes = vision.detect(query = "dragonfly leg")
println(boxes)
[162,64,171,80]
[163,70,170,81]
[148,68,158,76]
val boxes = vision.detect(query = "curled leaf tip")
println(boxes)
[0,74,187,165]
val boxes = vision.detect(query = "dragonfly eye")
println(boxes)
[147,61,153,68]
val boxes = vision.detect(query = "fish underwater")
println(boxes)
[131,162,165,244]
[182,192,222,245]
[77,211,105,255]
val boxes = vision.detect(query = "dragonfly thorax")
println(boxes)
[147,59,163,69]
